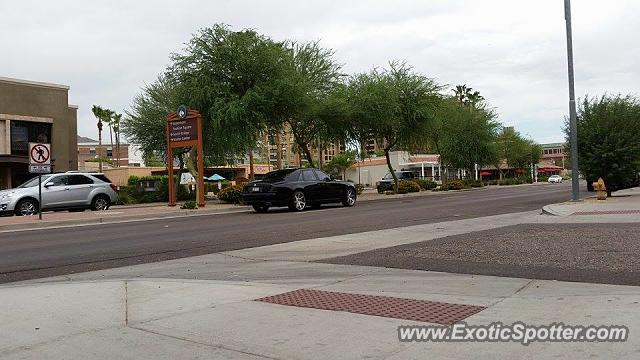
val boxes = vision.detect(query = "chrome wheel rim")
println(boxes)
[19,201,36,216]
[346,189,356,206]
[294,192,306,210]
[95,198,109,210]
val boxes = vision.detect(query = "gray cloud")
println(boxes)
[1,0,637,144]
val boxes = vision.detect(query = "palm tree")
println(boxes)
[454,84,472,104]
[467,91,485,107]
[91,105,106,172]
[454,85,484,107]
[112,113,122,167]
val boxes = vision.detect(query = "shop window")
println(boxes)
[10,121,52,156]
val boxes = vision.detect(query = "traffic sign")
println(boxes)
[29,143,51,165]
[29,164,51,174]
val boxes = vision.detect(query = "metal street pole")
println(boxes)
[38,174,42,220]
[564,0,580,201]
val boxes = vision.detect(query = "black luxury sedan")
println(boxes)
[241,168,357,213]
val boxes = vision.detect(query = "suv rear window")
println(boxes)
[91,174,112,183]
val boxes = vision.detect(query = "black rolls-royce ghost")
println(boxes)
[241,168,357,213]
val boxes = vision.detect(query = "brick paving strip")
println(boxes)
[255,289,486,325]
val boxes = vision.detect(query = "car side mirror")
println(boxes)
[44,182,54,187]
[325,177,333,182]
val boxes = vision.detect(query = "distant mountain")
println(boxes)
[77,135,97,143]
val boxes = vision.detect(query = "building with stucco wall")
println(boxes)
[0,77,77,189]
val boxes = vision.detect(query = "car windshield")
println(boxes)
[383,172,407,180]
[262,169,297,181]
[17,175,52,188]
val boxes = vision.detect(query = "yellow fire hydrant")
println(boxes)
[593,177,607,200]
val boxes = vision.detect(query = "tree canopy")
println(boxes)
[123,23,549,192]
[568,94,640,194]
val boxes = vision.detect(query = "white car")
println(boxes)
[548,175,563,183]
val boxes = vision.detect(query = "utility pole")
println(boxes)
[564,0,580,201]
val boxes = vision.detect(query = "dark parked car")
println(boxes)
[241,168,357,212]
[377,171,417,193]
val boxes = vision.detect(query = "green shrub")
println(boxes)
[439,180,465,191]
[116,187,136,205]
[414,179,437,190]
[355,183,365,195]
[397,179,421,194]
[538,176,549,183]
[218,184,243,204]
[180,200,197,209]
[127,175,140,186]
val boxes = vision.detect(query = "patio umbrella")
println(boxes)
[205,173,226,190]
[206,174,226,181]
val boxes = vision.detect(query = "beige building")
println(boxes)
[261,126,346,169]
[0,77,78,189]
[77,139,130,169]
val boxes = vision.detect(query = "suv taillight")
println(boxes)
[110,184,118,192]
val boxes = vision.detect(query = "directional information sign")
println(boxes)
[29,143,51,174]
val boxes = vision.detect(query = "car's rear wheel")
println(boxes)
[252,204,269,213]
[342,188,356,207]
[91,195,110,211]
[289,190,306,212]
[15,198,38,216]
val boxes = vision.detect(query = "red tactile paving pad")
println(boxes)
[255,289,485,325]
[574,210,640,215]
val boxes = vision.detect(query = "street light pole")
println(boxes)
[564,0,580,201]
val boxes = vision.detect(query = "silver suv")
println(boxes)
[0,172,118,216]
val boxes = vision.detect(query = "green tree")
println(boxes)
[168,24,288,165]
[347,62,441,192]
[493,127,540,179]
[123,74,184,166]
[255,41,343,168]
[438,97,500,178]
[453,84,484,106]
[324,150,357,179]
[567,95,640,196]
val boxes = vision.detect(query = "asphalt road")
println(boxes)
[0,183,579,283]
[323,223,640,286]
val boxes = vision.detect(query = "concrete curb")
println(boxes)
[541,205,563,216]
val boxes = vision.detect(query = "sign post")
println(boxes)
[28,143,51,220]
[166,106,205,207]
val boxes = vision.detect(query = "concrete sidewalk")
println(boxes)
[3,210,640,359]
[543,186,640,216]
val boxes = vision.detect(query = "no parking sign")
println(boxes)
[29,143,51,173]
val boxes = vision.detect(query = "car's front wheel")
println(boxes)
[342,188,357,207]
[91,195,110,211]
[15,198,38,216]
[252,204,269,213]
[289,190,306,212]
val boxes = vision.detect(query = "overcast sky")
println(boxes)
[2,0,638,144]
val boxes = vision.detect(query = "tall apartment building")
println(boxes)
[256,126,345,169]
[0,77,78,189]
